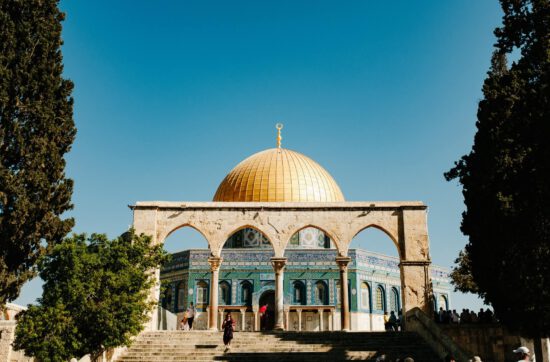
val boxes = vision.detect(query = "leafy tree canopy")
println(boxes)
[446,0,550,342]
[13,231,168,362]
[0,0,76,306]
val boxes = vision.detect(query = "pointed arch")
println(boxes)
[221,224,275,250]
[161,223,211,248]
[219,281,231,306]
[350,224,401,259]
[161,224,211,255]
[283,224,342,254]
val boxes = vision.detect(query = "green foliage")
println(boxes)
[0,0,76,306]
[13,231,168,362]
[446,0,550,340]
[449,249,479,294]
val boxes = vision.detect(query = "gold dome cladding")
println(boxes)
[213,147,345,202]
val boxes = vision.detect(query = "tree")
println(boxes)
[13,231,168,362]
[0,0,76,307]
[445,0,550,359]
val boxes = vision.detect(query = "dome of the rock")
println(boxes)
[213,147,344,202]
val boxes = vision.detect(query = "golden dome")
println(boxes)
[213,147,345,202]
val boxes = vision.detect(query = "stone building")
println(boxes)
[133,125,451,332]
[160,242,451,331]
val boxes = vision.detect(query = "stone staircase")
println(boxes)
[115,331,441,361]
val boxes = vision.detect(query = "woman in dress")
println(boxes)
[180,310,189,331]
[222,312,236,351]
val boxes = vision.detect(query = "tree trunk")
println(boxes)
[533,336,543,362]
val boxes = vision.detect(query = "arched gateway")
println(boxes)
[131,126,435,332]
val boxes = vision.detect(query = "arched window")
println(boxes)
[439,295,449,310]
[162,285,173,311]
[360,282,370,310]
[241,281,253,306]
[315,281,328,305]
[196,280,208,305]
[375,286,385,311]
[176,282,186,311]
[390,287,399,313]
[293,281,306,305]
[219,281,231,305]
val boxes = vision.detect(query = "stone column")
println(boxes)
[297,309,302,331]
[329,310,334,331]
[284,308,290,330]
[252,305,259,331]
[336,256,351,331]
[271,257,287,331]
[208,256,223,330]
[318,309,324,331]
[399,260,432,330]
[218,308,224,330]
[240,307,247,331]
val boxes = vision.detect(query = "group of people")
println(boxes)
[179,302,196,331]
[446,346,534,362]
[383,310,402,331]
[378,346,532,362]
[435,307,497,324]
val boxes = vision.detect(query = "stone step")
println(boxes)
[115,331,440,362]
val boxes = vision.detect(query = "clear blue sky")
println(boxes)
[16,0,502,310]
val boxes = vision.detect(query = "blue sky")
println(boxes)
[16,1,502,310]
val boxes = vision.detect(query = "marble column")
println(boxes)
[284,308,290,331]
[208,256,222,330]
[297,309,302,331]
[252,305,259,331]
[319,309,324,331]
[218,308,224,330]
[329,310,334,331]
[271,257,287,331]
[336,256,351,331]
[240,307,247,331]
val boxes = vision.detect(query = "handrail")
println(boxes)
[406,307,471,362]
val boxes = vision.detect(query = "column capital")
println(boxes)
[399,260,431,267]
[335,256,352,271]
[208,256,223,271]
[239,307,247,313]
[270,257,287,273]
[296,308,302,315]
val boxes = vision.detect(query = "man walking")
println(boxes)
[187,302,196,330]
[513,346,531,361]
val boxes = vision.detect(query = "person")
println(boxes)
[186,302,196,330]
[478,308,486,323]
[470,310,478,323]
[444,354,456,362]
[438,307,445,323]
[451,309,460,324]
[513,346,531,361]
[387,311,398,331]
[403,357,414,362]
[180,310,189,331]
[259,304,268,330]
[397,309,403,331]
[471,356,482,362]
[222,312,236,351]
[383,312,391,331]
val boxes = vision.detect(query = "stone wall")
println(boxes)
[440,324,544,362]
[0,321,33,362]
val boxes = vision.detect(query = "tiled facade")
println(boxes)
[160,247,451,331]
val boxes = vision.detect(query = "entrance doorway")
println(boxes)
[259,290,275,330]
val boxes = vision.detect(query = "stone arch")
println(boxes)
[283,224,343,254]
[350,223,401,259]
[159,223,211,249]
[217,224,276,254]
